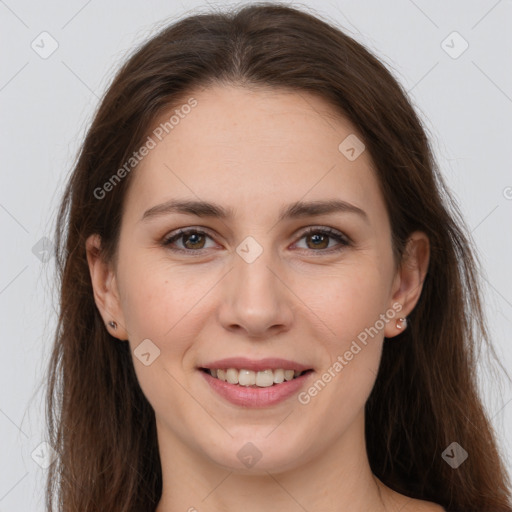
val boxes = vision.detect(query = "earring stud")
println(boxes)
[396,317,407,330]
[108,321,117,330]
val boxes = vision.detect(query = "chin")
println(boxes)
[202,431,309,474]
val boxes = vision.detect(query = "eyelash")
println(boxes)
[161,226,351,255]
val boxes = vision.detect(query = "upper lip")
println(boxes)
[200,357,312,372]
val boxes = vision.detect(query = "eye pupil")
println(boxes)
[184,233,205,249]
[307,233,329,249]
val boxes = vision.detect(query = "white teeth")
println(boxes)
[255,369,274,387]
[273,369,285,383]
[284,370,295,381]
[238,369,256,386]
[207,367,308,387]
[226,368,239,384]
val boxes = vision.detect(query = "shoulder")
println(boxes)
[398,497,446,511]
[375,478,446,512]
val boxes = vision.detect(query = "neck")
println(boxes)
[155,411,393,512]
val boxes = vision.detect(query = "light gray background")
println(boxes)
[1,0,511,509]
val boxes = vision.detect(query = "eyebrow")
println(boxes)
[141,198,368,223]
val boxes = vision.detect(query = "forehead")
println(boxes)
[124,85,386,225]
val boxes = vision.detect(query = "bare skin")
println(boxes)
[87,85,442,511]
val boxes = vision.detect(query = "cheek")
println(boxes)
[298,264,390,421]
[118,253,217,341]
[116,256,215,411]
[303,261,392,344]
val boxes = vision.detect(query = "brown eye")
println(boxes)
[295,227,350,253]
[163,229,214,251]
[181,232,206,249]
[305,232,330,250]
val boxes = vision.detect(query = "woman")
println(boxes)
[45,3,512,511]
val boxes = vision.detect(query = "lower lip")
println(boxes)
[199,370,313,408]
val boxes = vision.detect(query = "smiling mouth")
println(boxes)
[200,367,313,387]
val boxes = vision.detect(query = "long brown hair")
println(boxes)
[45,3,512,511]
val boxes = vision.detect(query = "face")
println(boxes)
[87,84,428,474]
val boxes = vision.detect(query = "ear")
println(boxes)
[384,231,430,338]
[85,234,129,341]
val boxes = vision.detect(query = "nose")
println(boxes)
[217,246,294,339]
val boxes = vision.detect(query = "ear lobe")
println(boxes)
[85,234,128,340]
[384,231,430,338]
